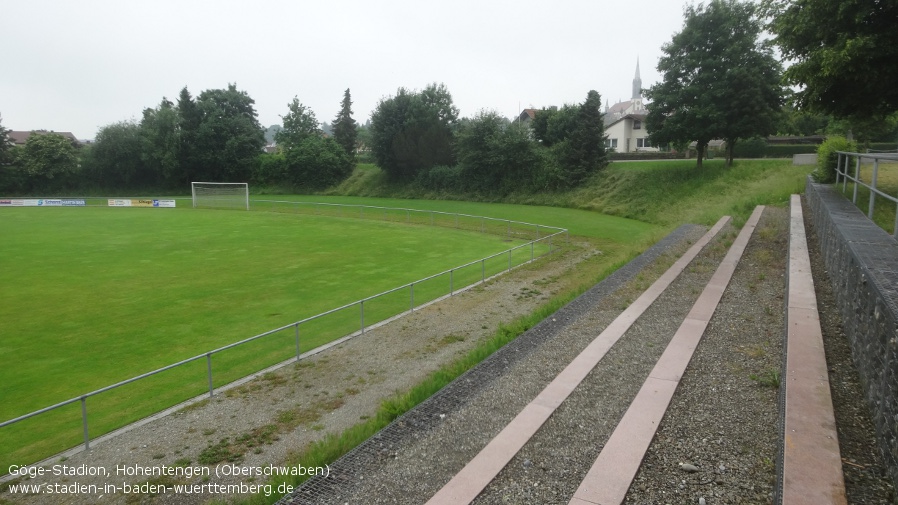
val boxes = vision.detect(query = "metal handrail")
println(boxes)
[1,201,567,460]
[834,151,898,238]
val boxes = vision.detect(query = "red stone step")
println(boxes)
[780,194,846,505]
[569,205,764,505]
[424,216,731,505]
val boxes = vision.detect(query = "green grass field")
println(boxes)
[0,205,580,469]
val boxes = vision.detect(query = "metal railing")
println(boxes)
[835,151,898,238]
[1,201,567,462]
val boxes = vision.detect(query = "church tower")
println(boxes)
[632,57,643,100]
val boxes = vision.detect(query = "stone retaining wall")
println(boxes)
[805,178,898,491]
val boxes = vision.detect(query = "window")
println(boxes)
[637,138,652,148]
[633,120,642,130]
[605,138,618,150]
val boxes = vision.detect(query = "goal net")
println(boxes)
[191,182,249,210]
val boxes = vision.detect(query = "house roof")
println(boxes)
[604,113,647,129]
[518,109,537,122]
[9,130,79,146]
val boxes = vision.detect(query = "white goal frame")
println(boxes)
[191,182,250,210]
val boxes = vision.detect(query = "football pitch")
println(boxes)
[0,205,547,468]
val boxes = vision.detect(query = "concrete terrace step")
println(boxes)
[425,216,732,505]
[780,195,846,504]
[568,206,763,505]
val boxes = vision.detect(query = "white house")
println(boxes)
[603,60,656,153]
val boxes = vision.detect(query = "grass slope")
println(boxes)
[329,159,811,228]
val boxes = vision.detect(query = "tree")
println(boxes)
[0,113,20,193]
[177,87,202,184]
[0,113,11,165]
[276,97,320,150]
[457,110,542,193]
[370,83,458,181]
[764,0,898,121]
[555,90,608,184]
[647,0,784,167]
[139,98,180,186]
[193,84,265,182]
[776,104,831,136]
[20,133,78,191]
[285,136,352,189]
[332,88,358,160]
[90,120,146,188]
[530,105,578,147]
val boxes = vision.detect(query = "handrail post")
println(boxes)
[482,259,485,282]
[206,354,214,398]
[410,283,415,312]
[360,300,365,334]
[81,396,90,451]
[869,159,879,219]
[450,269,454,295]
[853,156,860,203]
[295,324,301,362]
[843,154,850,192]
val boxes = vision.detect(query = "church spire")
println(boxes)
[632,57,642,100]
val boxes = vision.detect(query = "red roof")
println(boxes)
[9,130,79,146]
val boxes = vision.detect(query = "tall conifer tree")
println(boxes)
[332,88,358,160]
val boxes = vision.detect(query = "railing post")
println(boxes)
[410,283,415,312]
[841,154,848,192]
[894,206,898,240]
[531,241,534,262]
[360,300,365,334]
[853,157,860,204]
[482,259,485,282]
[508,250,512,271]
[207,354,214,398]
[869,159,879,219]
[295,324,301,362]
[450,269,454,295]
[81,396,90,451]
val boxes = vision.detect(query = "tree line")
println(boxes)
[2,0,895,196]
[0,85,360,194]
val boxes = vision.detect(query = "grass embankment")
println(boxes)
[229,158,812,504]
[330,159,810,229]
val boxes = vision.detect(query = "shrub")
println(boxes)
[415,165,464,192]
[254,152,288,185]
[733,137,767,158]
[286,137,353,189]
[763,144,818,158]
[814,136,857,183]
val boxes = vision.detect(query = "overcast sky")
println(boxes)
[1,0,691,140]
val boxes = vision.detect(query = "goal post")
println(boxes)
[191,182,249,210]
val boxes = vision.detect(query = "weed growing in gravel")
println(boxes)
[750,369,781,389]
